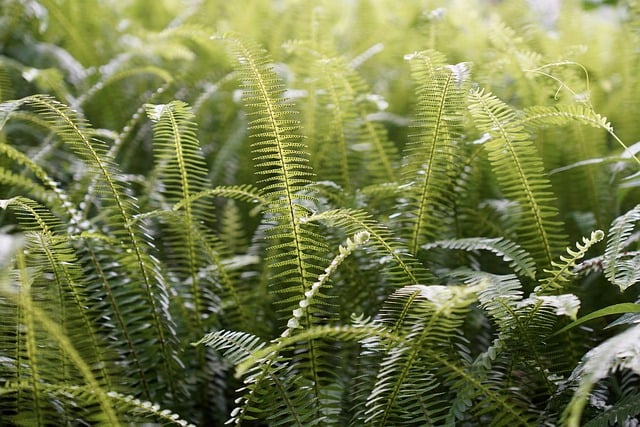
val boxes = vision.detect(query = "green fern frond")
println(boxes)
[451,270,581,421]
[281,230,370,337]
[219,33,323,303]
[402,51,471,253]
[563,324,640,427]
[220,34,339,423]
[444,272,540,425]
[535,230,605,295]
[219,200,249,254]
[583,392,640,427]
[603,204,640,291]
[362,284,479,426]
[145,100,213,332]
[172,184,267,213]
[423,236,537,279]
[303,208,433,286]
[223,322,392,426]
[196,329,266,366]
[0,197,112,381]
[468,88,567,269]
[522,104,612,132]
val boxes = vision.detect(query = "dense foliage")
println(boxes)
[1,0,640,425]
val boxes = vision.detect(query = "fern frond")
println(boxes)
[563,324,640,427]
[220,34,338,422]
[451,270,581,421]
[172,184,267,212]
[362,284,479,426]
[303,208,433,286]
[402,51,471,253]
[281,230,370,337]
[535,230,605,295]
[0,196,113,380]
[219,33,323,304]
[146,100,212,333]
[522,104,612,132]
[423,236,537,279]
[603,204,640,291]
[583,392,640,427]
[468,88,567,269]
[196,329,266,366]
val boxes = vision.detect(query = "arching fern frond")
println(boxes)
[468,88,567,270]
[0,197,112,385]
[0,142,83,225]
[219,33,338,423]
[423,236,537,279]
[535,229,605,295]
[603,204,640,291]
[303,208,433,286]
[281,230,370,337]
[145,100,213,333]
[522,104,612,132]
[218,33,324,306]
[402,51,471,253]
[196,329,266,367]
[172,184,267,212]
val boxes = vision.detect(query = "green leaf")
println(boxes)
[550,303,640,337]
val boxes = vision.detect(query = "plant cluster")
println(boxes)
[1,0,640,425]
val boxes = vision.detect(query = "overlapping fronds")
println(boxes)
[303,208,433,286]
[0,142,81,224]
[468,89,567,269]
[0,95,183,402]
[0,196,111,381]
[563,324,640,427]
[353,284,479,426]
[3,1,640,425]
[287,41,399,190]
[146,101,215,330]
[0,249,119,425]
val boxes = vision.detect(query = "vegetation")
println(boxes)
[1,0,640,425]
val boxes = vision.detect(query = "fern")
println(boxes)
[0,249,119,425]
[360,284,480,425]
[0,95,183,402]
[422,236,537,279]
[603,204,640,291]
[302,208,433,286]
[402,51,471,253]
[468,88,567,270]
[218,33,339,422]
[145,100,212,332]
[535,229,605,295]
[3,2,640,425]
[563,324,640,427]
